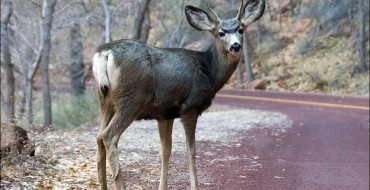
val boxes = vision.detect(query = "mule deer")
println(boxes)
[92,0,265,189]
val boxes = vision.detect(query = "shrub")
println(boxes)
[52,91,99,129]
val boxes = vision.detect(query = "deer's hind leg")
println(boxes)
[97,116,113,190]
[97,97,115,190]
[100,97,148,190]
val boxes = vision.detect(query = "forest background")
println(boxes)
[1,0,369,129]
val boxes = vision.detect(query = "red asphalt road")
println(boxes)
[198,89,369,190]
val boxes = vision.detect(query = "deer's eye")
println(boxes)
[219,32,225,37]
[238,29,244,34]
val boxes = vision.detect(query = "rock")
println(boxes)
[247,79,266,90]
[0,122,35,156]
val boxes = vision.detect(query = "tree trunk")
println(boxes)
[242,32,254,83]
[297,0,302,15]
[70,23,85,96]
[358,0,368,72]
[17,87,26,118]
[1,0,15,123]
[166,0,186,48]
[40,0,56,128]
[25,80,33,128]
[290,0,295,16]
[139,7,151,43]
[132,0,151,40]
[236,60,244,88]
[266,1,274,21]
[232,0,244,88]
[101,0,111,43]
[278,0,282,28]
[25,48,43,129]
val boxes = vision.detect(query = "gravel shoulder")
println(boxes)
[1,105,292,189]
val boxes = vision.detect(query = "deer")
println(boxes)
[92,0,265,189]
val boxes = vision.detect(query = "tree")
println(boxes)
[297,0,302,15]
[0,0,15,123]
[139,5,151,43]
[290,0,295,16]
[101,0,111,43]
[70,23,85,96]
[24,49,43,129]
[236,60,244,88]
[8,0,44,128]
[40,0,57,128]
[242,32,254,83]
[358,0,368,72]
[132,0,151,42]
[231,0,244,87]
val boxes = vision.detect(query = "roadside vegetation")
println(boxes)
[45,91,99,129]
[224,0,369,95]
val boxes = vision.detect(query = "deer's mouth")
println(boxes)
[229,48,242,53]
[229,47,242,54]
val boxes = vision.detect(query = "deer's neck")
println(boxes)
[204,41,240,92]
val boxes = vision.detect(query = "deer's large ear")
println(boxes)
[239,0,265,27]
[185,6,216,31]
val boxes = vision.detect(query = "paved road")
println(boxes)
[202,89,369,190]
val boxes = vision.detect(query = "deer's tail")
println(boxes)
[92,50,117,96]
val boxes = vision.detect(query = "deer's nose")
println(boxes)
[230,43,241,52]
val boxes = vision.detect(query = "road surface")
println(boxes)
[198,89,369,190]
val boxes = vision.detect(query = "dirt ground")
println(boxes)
[0,105,292,190]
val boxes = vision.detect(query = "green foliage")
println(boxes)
[52,92,99,129]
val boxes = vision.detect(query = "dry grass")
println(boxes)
[260,33,369,95]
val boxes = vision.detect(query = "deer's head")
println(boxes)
[185,0,265,54]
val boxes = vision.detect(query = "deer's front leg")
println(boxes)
[181,112,199,190]
[157,120,174,190]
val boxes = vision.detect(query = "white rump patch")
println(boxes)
[92,50,120,89]
[106,52,120,89]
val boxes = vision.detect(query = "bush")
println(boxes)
[52,91,99,129]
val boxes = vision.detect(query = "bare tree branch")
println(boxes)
[9,24,38,55]
[132,0,151,40]
[28,47,43,80]
[101,0,111,43]
[54,1,81,16]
